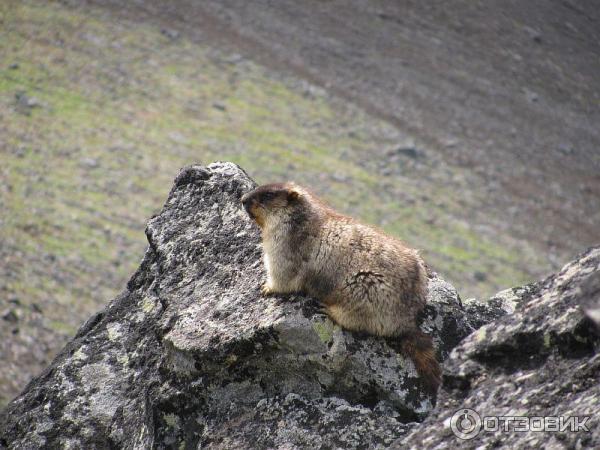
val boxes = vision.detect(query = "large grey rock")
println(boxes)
[0,163,508,449]
[400,247,600,449]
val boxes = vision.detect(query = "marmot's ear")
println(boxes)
[287,189,300,202]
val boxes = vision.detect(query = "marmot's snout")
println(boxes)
[241,189,269,227]
[241,192,254,216]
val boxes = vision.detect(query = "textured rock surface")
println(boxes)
[400,247,600,449]
[0,163,512,449]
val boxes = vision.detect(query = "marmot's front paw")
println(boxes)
[261,283,274,296]
[318,305,329,316]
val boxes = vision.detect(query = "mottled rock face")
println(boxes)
[0,163,514,449]
[400,247,600,449]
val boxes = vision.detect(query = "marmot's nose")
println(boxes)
[241,193,253,213]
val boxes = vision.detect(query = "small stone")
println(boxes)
[331,173,348,182]
[391,146,424,159]
[524,26,542,43]
[2,309,18,323]
[15,91,41,110]
[161,28,180,40]
[523,89,539,103]
[474,271,487,282]
[79,157,99,169]
[558,144,574,155]
[225,54,244,64]
[444,139,458,148]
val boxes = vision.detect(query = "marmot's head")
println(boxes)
[241,183,304,229]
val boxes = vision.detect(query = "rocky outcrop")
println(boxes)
[0,162,511,449]
[400,247,600,449]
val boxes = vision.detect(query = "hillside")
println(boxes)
[1,0,598,406]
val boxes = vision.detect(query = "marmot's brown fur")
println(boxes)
[241,182,440,393]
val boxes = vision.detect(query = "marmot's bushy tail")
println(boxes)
[399,331,441,395]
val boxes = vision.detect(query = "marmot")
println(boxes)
[241,182,441,393]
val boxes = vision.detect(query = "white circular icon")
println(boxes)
[450,408,481,440]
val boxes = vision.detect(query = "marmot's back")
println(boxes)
[313,218,428,337]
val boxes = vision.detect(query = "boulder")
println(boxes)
[400,247,600,449]
[0,163,511,449]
